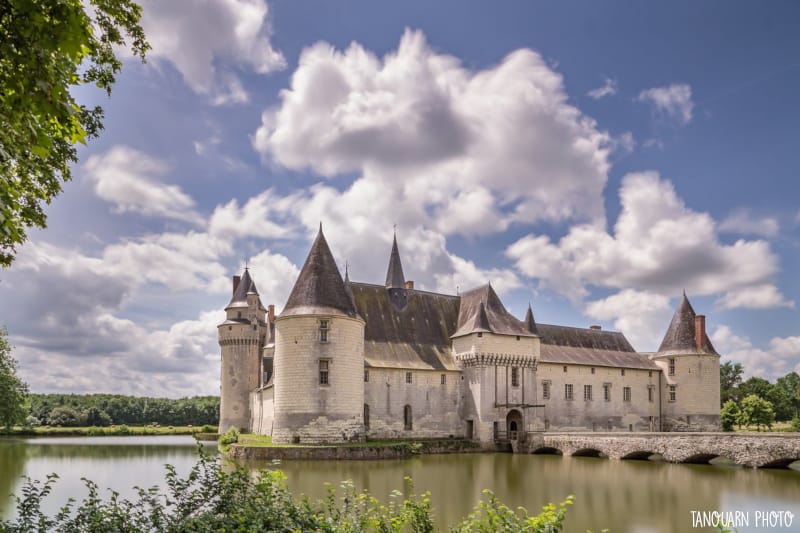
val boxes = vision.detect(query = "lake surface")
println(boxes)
[1,436,799,532]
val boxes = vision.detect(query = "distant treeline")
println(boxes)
[28,394,219,427]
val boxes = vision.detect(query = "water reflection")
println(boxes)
[2,437,799,533]
[241,453,800,533]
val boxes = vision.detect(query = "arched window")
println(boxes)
[404,404,413,430]
[364,404,370,430]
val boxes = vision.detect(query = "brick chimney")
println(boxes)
[695,315,706,349]
[405,280,415,289]
[589,325,602,331]
[268,304,275,323]
[232,275,241,296]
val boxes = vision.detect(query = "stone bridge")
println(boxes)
[520,432,800,468]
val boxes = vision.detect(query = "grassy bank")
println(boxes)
[1,424,218,437]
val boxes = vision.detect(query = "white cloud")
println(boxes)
[719,208,780,238]
[433,255,521,297]
[638,83,694,124]
[507,172,786,307]
[587,77,618,99]
[711,326,800,380]
[244,248,301,311]
[83,146,204,225]
[585,290,672,351]
[138,0,285,104]
[208,189,301,240]
[717,284,794,310]
[254,29,614,231]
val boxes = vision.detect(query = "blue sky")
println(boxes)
[2,0,799,397]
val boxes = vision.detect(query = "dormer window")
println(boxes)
[319,320,329,342]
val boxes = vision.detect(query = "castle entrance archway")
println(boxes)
[506,410,522,440]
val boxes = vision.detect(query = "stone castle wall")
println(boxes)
[652,354,720,431]
[272,314,365,444]
[219,323,263,432]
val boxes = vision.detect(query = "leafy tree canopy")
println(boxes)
[737,394,775,432]
[720,361,743,404]
[0,327,29,429]
[0,0,149,266]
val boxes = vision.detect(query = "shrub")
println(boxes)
[219,427,239,446]
[0,452,577,532]
[790,415,800,432]
[720,400,739,432]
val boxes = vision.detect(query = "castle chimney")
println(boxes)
[232,275,241,296]
[268,304,275,323]
[590,325,602,331]
[695,315,706,349]
[405,280,415,289]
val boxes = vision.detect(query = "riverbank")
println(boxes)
[0,424,217,437]
[228,436,484,461]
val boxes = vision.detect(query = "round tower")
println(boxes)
[272,228,365,444]
[651,293,721,431]
[218,269,267,433]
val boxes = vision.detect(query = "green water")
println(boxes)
[1,436,799,532]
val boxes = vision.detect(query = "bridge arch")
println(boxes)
[571,448,607,458]
[757,457,800,469]
[531,446,563,455]
[621,450,658,461]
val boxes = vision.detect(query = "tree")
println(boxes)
[0,327,28,430]
[720,400,739,432]
[775,371,800,418]
[720,361,743,404]
[0,0,149,266]
[737,394,775,432]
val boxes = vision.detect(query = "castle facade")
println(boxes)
[218,228,721,445]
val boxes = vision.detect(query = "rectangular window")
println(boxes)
[668,358,675,376]
[406,371,412,384]
[364,369,369,383]
[319,360,329,385]
[623,386,631,402]
[669,385,676,402]
[477,332,483,338]
[584,384,592,401]
[563,366,568,373]
[542,381,551,399]
[511,367,520,387]
[440,374,446,385]
[621,369,626,376]
[319,319,329,343]
[591,367,595,375]
[648,386,654,403]
[565,384,574,401]
[603,383,611,402]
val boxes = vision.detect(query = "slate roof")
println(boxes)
[350,283,460,370]
[537,324,659,370]
[452,284,536,338]
[524,304,539,335]
[280,228,358,318]
[385,234,406,288]
[227,268,259,308]
[657,293,718,355]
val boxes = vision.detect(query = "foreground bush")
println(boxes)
[1,452,575,532]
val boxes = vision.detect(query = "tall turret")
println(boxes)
[385,231,408,310]
[272,227,366,444]
[651,293,720,431]
[218,268,267,432]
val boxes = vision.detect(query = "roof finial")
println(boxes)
[344,260,350,282]
[244,256,249,270]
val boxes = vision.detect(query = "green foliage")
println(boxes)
[45,405,86,427]
[29,393,219,427]
[737,394,775,431]
[720,400,739,432]
[0,452,580,532]
[0,327,28,430]
[0,0,149,266]
[219,427,240,447]
[720,361,744,405]
[790,414,800,432]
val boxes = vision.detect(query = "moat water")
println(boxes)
[1,436,799,532]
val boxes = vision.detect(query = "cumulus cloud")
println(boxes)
[254,28,615,231]
[585,290,672,351]
[638,83,694,124]
[712,326,800,380]
[507,172,786,307]
[587,77,618,99]
[719,208,780,238]
[208,189,301,240]
[716,284,794,310]
[84,146,204,225]
[138,0,285,104]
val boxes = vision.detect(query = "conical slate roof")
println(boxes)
[657,293,718,355]
[280,227,357,318]
[227,268,258,308]
[452,283,536,338]
[524,303,539,335]
[385,233,406,289]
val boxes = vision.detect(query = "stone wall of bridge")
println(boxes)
[523,432,800,468]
